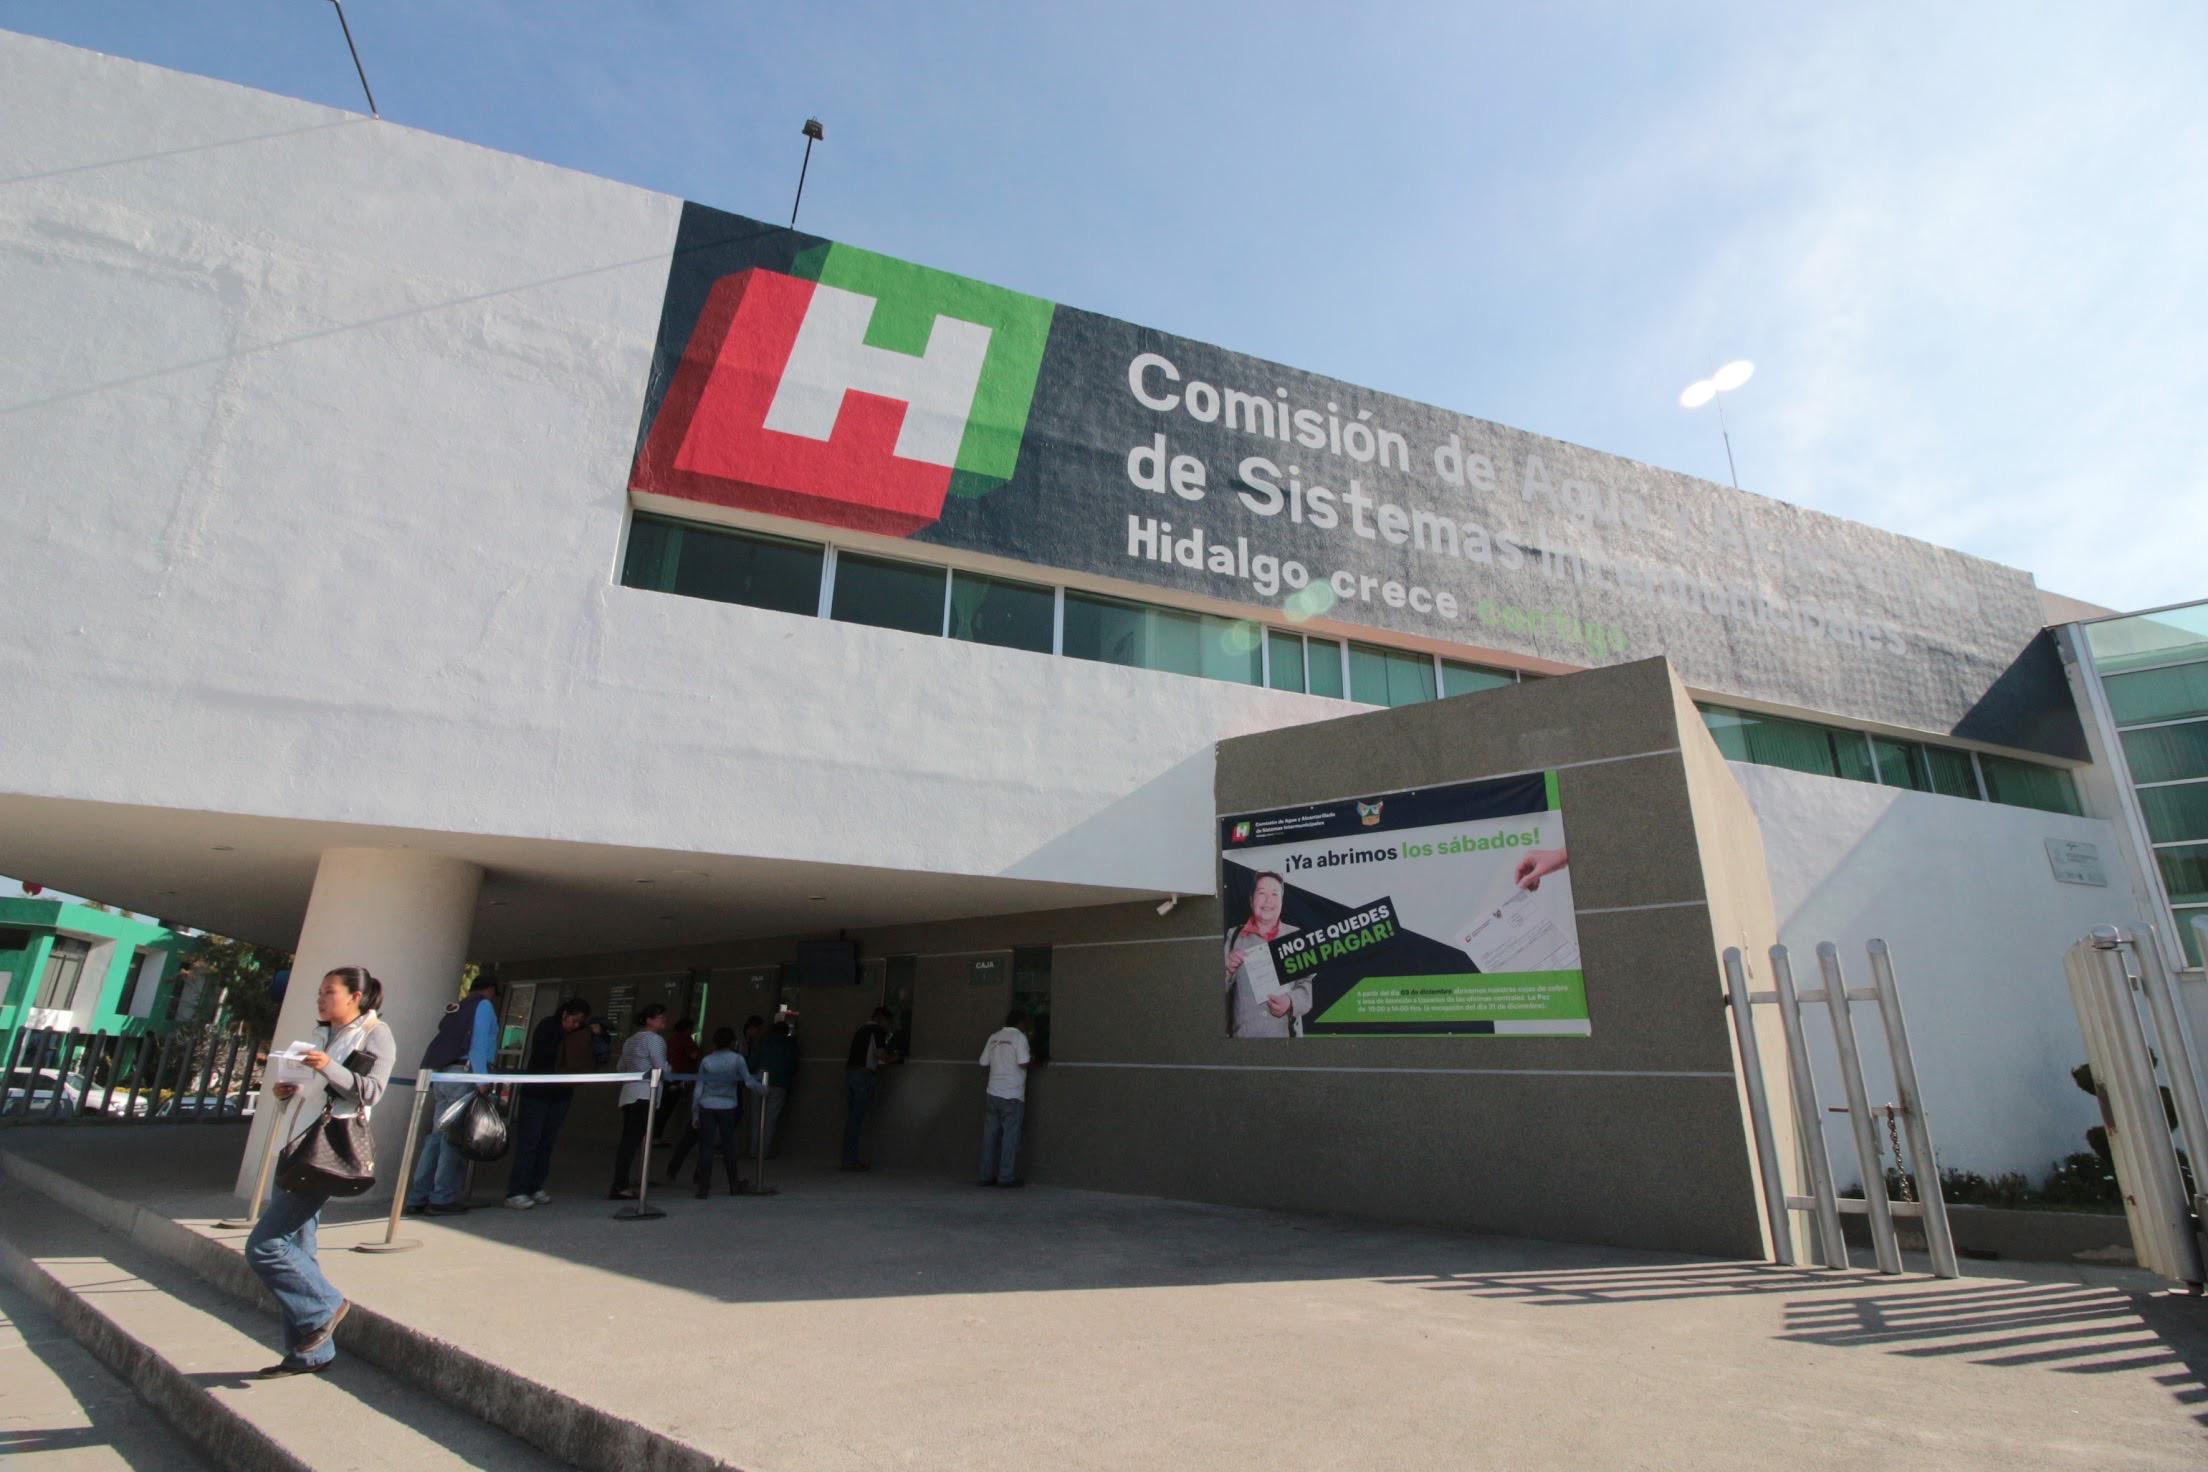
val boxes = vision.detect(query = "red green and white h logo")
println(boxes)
[632,242,1054,536]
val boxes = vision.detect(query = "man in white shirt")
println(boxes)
[977,1009,1034,1188]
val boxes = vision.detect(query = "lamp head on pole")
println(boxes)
[802,118,825,142]
[1680,359,1753,410]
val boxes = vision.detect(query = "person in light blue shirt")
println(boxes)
[404,973,500,1215]
[691,1026,766,1199]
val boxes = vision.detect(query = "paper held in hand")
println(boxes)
[270,1039,319,1085]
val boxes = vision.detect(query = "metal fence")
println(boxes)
[0,1025,268,1124]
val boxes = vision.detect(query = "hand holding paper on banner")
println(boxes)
[1459,886,1580,974]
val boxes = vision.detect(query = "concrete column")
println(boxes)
[233,847,482,1200]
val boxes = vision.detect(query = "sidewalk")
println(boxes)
[3,1126,2202,1471]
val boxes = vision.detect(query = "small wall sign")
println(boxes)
[2045,839,2108,887]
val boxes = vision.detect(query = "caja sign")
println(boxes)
[631,203,2081,758]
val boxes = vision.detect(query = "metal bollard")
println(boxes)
[1723,950,1793,1266]
[354,1077,430,1254]
[615,1069,668,1221]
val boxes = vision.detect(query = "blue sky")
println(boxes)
[4,0,2202,609]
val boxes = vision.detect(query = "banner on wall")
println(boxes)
[629,202,2081,757]
[1217,772,1587,1038]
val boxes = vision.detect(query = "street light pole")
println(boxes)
[791,118,824,229]
[1680,360,1754,490]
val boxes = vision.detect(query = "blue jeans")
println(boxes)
[841,1069,877,1166]
[505,1092,571,1199]
[245,1186,343,1367]
[407,1082,473,1207]
[980,1094,1024,1184]
[693,1107,746,1192]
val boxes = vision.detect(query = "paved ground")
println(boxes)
[0,1271,210,1471]
[3,1125,2204,1471]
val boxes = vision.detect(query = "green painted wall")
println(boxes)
[0,899,182,1071]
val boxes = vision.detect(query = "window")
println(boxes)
[1349,643,1436,707]
[2121,723,2208,786]
[1924,746,1984,800]
[1976,754,2083,816]
[1266,631,1306,693]
[1012,946,1052,1064]
[1701,706,1873,782]
[1871,737,1933,793]
[884,955,917,1057]
[948,571,1054,653]
[2139,782,2208,845]
[34,937,89,1010]
[2105,663,2208,727]
[2158,844,2208,906]
[830,552,946,636]
[1306,638,1345,698]
[2179,909,2207,969]
[621,516,824,617]
[0,929,32,955]
[1061,593,1260,686]
[1441,660,1514,699]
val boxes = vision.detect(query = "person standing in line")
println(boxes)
[838,1007,899,1172]
[977,1009,1034,1188]
[656,1016,702,1146]
[752,1017,798,1159]
[247,966,394,1376]
[609,1005,669,1200]
[503,998,592,1210]
[404,971,498,1215]
[691,1026,767,1198]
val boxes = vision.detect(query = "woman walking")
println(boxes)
[246,965,394,1377]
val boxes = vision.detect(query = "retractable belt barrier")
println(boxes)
[345,1064,776,1252]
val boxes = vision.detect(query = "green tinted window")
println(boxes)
[948,571,1053,653]
[2121,722,2208,785]
[2085,604,2208,673]
[1701,706,1871,781]
[1266,632,1306,693]
[2158,844,2208,906]
[1349,644,1436,707]
[1306,639,1345,698]
[2140,782,2208,843]
[1871,738,1933,792]
[1977,755,2082,815]
[1062,594,1260,686]
[2106,663,2208,726]
[1440,660,1514,698]
[1926,746,1982,799]
[624,517,825,616]
[830,553,945,636]
[2178,910,2206,969]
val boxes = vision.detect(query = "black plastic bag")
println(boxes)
[440,1089,511,1162]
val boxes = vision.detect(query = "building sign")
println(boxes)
[633,203,2080,757]
[2044,838,2108,887]
[969,956,1004,987]
[1218,773,1587,1037]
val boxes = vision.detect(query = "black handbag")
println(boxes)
[275,1100,378,1198]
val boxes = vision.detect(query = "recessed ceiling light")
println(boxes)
[485,900,510,909]
[634,878,655,885]
[658,914,676,921]
[210,845,234,852]
[158,890,178,897]
[808,895,827,901]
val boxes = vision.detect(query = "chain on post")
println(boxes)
[1884,1104,1916,1203]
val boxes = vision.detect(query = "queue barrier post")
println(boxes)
[354,1076,432,1254]
[615,1068,667,1221]
[748,1071,778,1197]
[216,1093,301,1231]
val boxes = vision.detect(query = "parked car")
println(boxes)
[151,1093,255,1120]
[1,1068,87,1116]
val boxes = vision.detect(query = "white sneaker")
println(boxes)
[530,1190,551,1205]
[502,1194,536,1210]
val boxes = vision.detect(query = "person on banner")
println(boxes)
[1223,871,1310,1038]
[609,1004,670,1200]
[404,971,499,1216]
[247,965,394,1377]
[839,1006,900,1171]
[503,997,593,1210]
[691,1025,768,1198]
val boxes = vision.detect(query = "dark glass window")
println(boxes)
[948,571,1054,653]
[2121,722,2208,785]
[2140,782,2208,843]
[1701,706,1871,782]
[1871,738,1933,792]
[1266,631,1306,693]
[831,552,945,636]
[621,515,825,617]
[1925,746,1982,799]
[1441,660,1514,698]
[884,955,917,1057]
[2177,909,2206,968]
[1977,754,2083,816]
[34,937,89,1010]
[1062,594,1259,686]
[1305,639,1345,699]
[2158,844,2208,906]
[1349,644,1436,707]
[1012,946,1052,1064]
[2106,663,2208,726]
